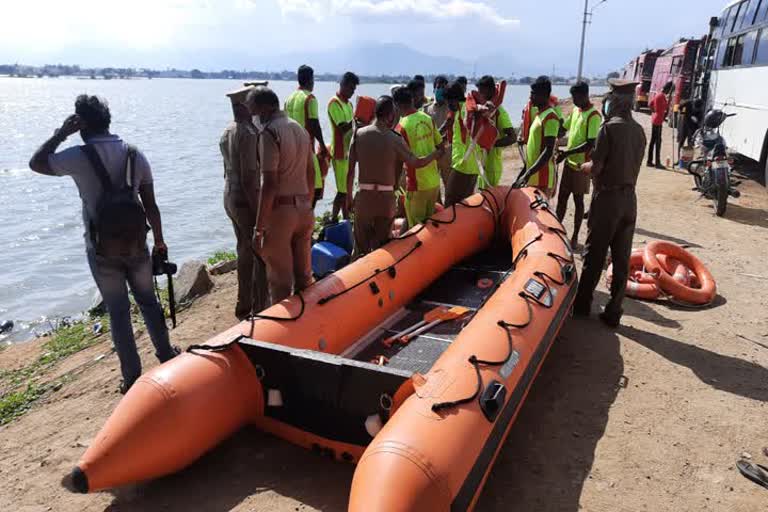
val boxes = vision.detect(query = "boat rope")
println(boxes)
[397,189,500,241]
[431,302,533,414]
[317,241,423,305]
[186,338,240,353]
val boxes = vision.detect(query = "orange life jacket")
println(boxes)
[465,81,507,151]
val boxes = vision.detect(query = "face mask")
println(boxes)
[602,98,612,117]
[435,89,445,102]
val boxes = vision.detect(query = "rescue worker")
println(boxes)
[285,65,329,207]
[424,75,452,198]
[444,81,484,206]
[573,79,647,328]
[555,81,602,248]
[393,87,445,227]
[525,76,560,198]
[220,86,269,319]
[346,96,442,256]
[328,71,360,221]
[408,78,428,110]
[475,75,516,188]
[648,81,673,168]
[249,87,315,304]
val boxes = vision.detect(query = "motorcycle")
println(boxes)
[687,109,741,217]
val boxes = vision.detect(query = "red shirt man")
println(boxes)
[647,82,673,168]
[650,91,669,126]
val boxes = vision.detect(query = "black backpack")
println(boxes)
[81,144,149,257]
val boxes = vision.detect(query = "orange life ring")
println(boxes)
[607,251,690,301]
[643,241,716,305]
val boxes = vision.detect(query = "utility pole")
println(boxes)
[577,0,589,82]
[577,0,607,82]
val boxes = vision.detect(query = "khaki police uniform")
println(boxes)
[258,111,315,304]
[349,122,415,257]
[220,86,269,319]
[574,80,647,325]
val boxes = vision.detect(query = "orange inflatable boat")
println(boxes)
[70,187,577,511]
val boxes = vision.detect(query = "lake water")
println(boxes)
[0,77,605,343]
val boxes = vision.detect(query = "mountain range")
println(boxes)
[6,42,635,78]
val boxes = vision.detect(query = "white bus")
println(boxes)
[707,0,768,184]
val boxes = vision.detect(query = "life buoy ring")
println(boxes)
[607,251,690,301]
[643,241,716,305]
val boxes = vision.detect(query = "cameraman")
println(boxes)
[29,95,179,394]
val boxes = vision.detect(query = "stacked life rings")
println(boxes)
[606,241,716,306]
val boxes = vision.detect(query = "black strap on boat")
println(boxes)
[398,189,499,241]
[317,241,422,305]
[186,338,240,353]
[512,233,543,269]
[431,303,532,414]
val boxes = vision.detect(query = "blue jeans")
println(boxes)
[87,249,175,384]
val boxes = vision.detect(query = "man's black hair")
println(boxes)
[413,74,426,83]
[75,94,111,133]
[392,86,413,106]
[407,79,425,94]
[663,81,674,93]
[476,75,496,90]
[531,75,552,95]
[375,95,395,118]
[457,76,468,85]
[247,86,280,109]
[570,81,589,96]
[444,81,465,102]
[433,75,448,88]
[297,65,314,87]
[341,71,360,86]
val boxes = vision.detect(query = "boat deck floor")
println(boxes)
[353,244,513,374]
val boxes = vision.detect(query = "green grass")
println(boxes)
[207,249,237,265]
[0,316,109,426]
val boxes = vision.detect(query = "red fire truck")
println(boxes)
[650,39,702,115]
[622,50,663,111]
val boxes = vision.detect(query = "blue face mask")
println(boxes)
[435,88,445,102]
[603,98,612,117]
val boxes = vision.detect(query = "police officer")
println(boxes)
[220,86,269,319]
[249,87,316,304]
[347,95,442,257]
[573,79,647,328]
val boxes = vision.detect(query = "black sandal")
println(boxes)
[736,460,768,490]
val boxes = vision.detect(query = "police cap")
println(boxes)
[607,79,639,95]
[226,85,254,105]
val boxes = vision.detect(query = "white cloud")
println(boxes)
[276,0,519,27]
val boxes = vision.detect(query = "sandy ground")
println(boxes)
[1,111,768,512]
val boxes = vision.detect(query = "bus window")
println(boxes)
[759,0,768,22]
[731,1,747,32]
[742,30,759,64]
[744,0,762,27]
[719,6,734,37]
[671,55,683,75]
[715,40,727,69]
[723,37,738,66]
[728,35,746,66]
[755,28,768,63]
[734,0,751,30]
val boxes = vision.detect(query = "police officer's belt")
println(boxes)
[276,195,310,206]
[359,183,395,192]
[596,184,635,192]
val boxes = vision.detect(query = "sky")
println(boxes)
[1,0,732,75]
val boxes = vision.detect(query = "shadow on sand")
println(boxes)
[620,325,768,403]
[721,203,768,230]
[477,317,623,511]
[634,227,703,249]
[105,427,354,511]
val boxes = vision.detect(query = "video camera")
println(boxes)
[152,251,178,328]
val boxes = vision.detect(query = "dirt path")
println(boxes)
[1,112,767,511]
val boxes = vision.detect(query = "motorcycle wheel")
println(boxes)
[714,183,728,216]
